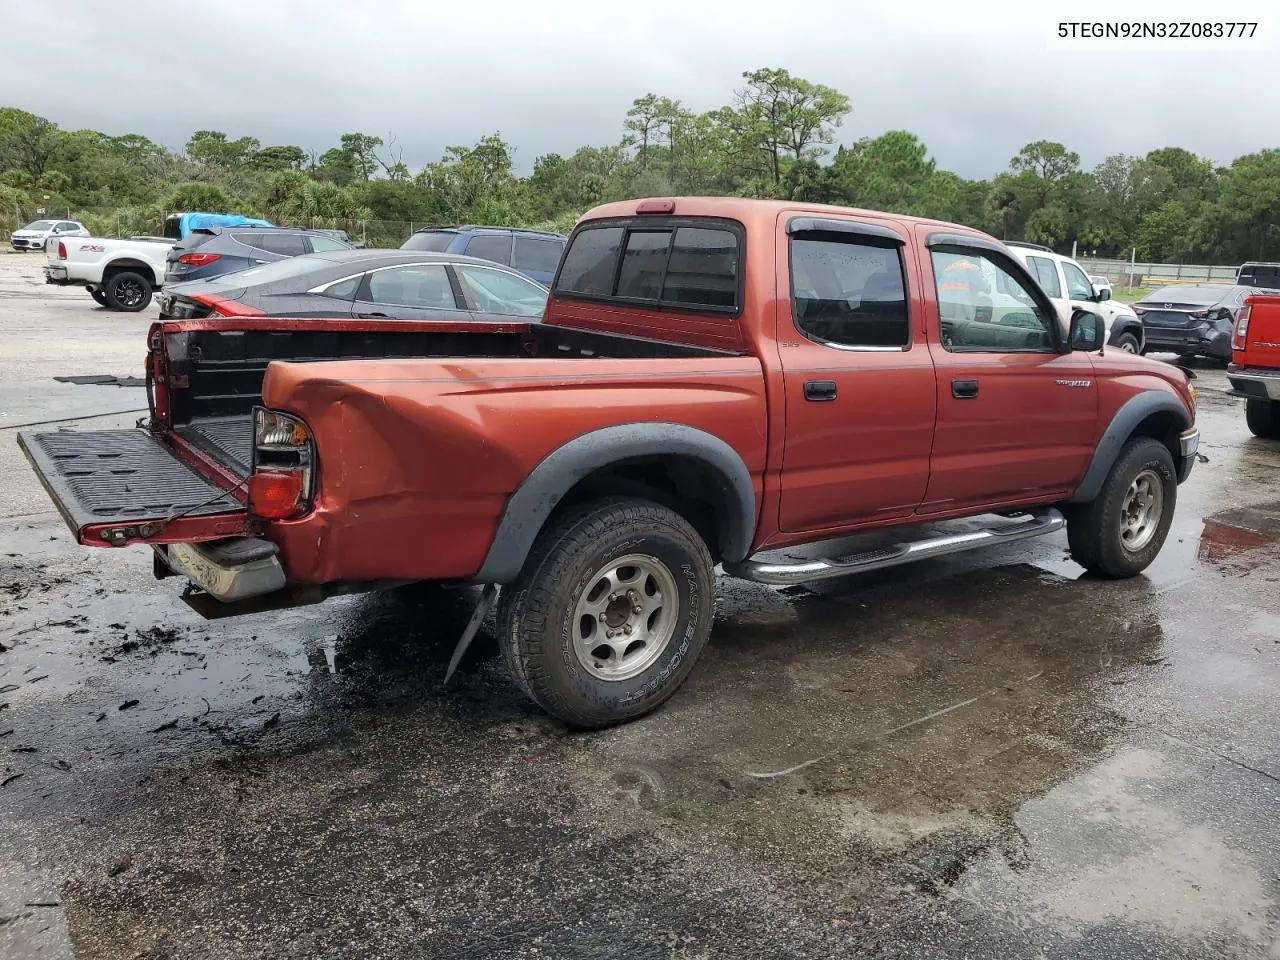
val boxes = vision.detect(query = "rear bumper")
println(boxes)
[1142,323,1232,359]
[42,266,76,285]
[157,538,286,602]
[1227,365,1280,401]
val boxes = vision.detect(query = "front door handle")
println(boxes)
[804,380,837,401]
[358,312,390,319]
[952,379,979,399]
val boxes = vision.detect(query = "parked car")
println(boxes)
[1226,292,1280,438]
[163,226,354,285]
[1236,262,1280,290]
[401,226,566,285]
[1004,242,1145,352]
[1132,283,1251,364]
[1088,274,1113,300]
[19,197,1199,730]
[10,219,89,252]
[162,212,274,242]
[43,235,173,311]
[158,250,548,321]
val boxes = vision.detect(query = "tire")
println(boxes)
[1113,331,1140,354]
[1245,398,1280,440]
[1067,437,1176,578]
[497,497,715,729]
[103,271,152,312]
[88,287,109,307]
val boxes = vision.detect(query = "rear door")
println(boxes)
[350,263,469,320]
[511,236,564,285]
[776,214,938,532]
[920,229,1098,512]
[462,233,513,267]
[453,263,549,320]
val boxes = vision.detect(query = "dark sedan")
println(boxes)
[157,250,549,322]
[1133,283,1252,364]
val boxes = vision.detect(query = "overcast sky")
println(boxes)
[8,0,1275,179]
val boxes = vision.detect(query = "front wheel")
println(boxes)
[1113,331,1140,354]
[1067,437,1176,578]
[497,497,715,729]
[104,271,152,312]
[1245,398,1280,440]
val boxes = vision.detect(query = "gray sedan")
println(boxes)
[158,250,549,322]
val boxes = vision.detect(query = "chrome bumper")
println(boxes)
[1180,428,1200,458]
[1227,366,1280,401]
[160,538,286,603]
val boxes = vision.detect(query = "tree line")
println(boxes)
[2,68,1278,262]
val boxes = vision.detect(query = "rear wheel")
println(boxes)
[1245,398,1280,440]
[1067,437,1176,578]
[104,271,152,312]
[497,497,715,729]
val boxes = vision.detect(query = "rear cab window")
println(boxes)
[788,219,910,349]
[554,219,741,313]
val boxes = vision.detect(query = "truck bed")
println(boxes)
[23,317,743,544]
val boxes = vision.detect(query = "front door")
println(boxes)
[777,215,937,533]
[350,262,467,321]
[920,232,1099,513]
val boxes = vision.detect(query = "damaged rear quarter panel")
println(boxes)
[259,356,768,585]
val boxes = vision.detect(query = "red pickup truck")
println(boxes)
[1227,293,1280,438]
[19,197,1201,728]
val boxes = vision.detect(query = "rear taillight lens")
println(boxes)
[57,241,66,260]
[178,252,221,266]
[1232,303,1251,351]
[249,408,313,520]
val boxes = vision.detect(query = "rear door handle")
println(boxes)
[952,379,979,399]
[804,380,837,401]
[358,312,390,319]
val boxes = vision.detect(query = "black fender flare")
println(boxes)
[1070,392,1191,503]
[1107,316,1144,347]
[474,422,757,583]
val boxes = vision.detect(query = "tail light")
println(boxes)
[1231,303,1251,351]
[178,252,221,266]
[57,241,66,260]
[190,294,264,318]
[248,408,314,520]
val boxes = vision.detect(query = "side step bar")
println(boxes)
[724,509,1066,586]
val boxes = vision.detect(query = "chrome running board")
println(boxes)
[724,509,1066,586]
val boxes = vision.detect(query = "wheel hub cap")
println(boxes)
[572,554,678,682]
[1120,468,1163,552]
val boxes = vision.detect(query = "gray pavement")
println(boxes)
[1,250,1278,959]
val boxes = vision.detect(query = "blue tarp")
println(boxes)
[168,211,274,239]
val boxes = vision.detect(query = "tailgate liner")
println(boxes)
[19,428,242,534]
[175,415,253,477]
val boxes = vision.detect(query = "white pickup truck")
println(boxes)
[43,236,174,312]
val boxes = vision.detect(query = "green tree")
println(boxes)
[255,145,308,171]
[732,68,850,185]
[338,133,383,180]
[166,182,232,213]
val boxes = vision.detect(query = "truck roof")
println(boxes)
[578,196,988,237]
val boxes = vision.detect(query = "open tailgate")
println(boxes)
[18,427,252,547]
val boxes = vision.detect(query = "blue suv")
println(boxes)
[401,226,566,286]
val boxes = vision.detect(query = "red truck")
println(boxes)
[19,197,1201,728]
[1227,292,1280,438]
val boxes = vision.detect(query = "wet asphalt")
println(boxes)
[1,252,1278,959]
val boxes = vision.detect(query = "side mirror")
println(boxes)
[1070,308,1105,351]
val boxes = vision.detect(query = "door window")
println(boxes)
[364,264,458,310]
[464,234,513,265]
[512,237,563,275]
[1061,261,1095,300]
[790,237,910,348]
[931,250,1056,352]
[456,265,548,317]
[1027,256,1063,298]
[258,232,309,257]
[308,235,350,252]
